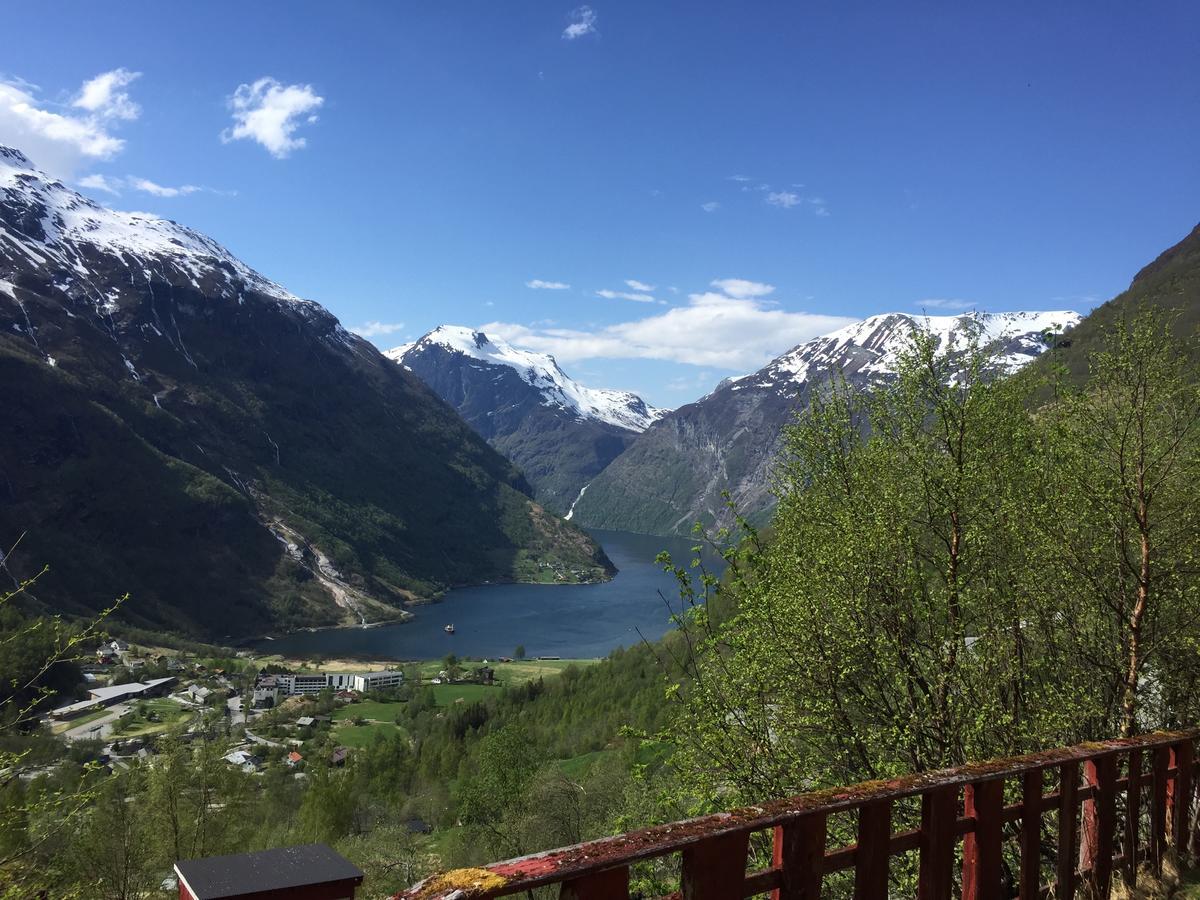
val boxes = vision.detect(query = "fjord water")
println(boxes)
[258,530,726,660]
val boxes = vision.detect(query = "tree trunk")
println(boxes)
[1120,477,1151,738]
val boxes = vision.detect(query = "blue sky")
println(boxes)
[1,2,1197,407]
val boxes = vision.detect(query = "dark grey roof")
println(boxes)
[174,843,363,899]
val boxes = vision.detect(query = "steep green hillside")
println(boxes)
[0,147,612,640]
[573,312,1077,536]
[1046,222,1200,378]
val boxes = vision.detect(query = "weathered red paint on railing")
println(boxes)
[398,730,1200,900]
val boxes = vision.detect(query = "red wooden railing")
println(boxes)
[399,729,1199,899]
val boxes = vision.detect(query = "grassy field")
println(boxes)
[334,722,404,749]
[415,658,597,683]
[246,653,598,680]
[111,698,193,737]
[331,700,409,747]
[332,700,406,723]
[431,684,497,706]
[556,749,614,778]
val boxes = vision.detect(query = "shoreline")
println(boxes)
[247,570,613,645]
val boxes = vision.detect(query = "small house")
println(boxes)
[286,751,304,767]
[186,685,213,703]
[295,716,316,728]
[174,843,363,899]
[222,750,261,772]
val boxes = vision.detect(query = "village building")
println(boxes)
[48,676,177,720]
[174,844,363,900]
[184,684,213,704]
[222,749,262,773]
[351,670,403,692]
[252,668,403,699]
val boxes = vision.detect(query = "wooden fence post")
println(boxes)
[1058,762,1079,900]
[1020,769,1044,899]
[1125,749,1142,890]
[1151,746,1170,875]
[854,800,893,900]
[1169,740,1193,854]
[1081,755,1116,898]
[560,866,630,900]
[919,786,958,900]
[681,831,749,900]
[963,779,1005,900]
[773,813,826,900]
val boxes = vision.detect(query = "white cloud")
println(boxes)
[701,201,720,213]
[916,298,975,311]
[77,173,120,194]
[526,279,571,290]
[728,175,752,182]
[75,173,218,198]
[625,279,654,292]
[596,289,658,303]
[563,5,598,39]
[221,78,324,158]
[128,177,200,197]
[351,321,406,338]
[766,191,802,208]
[0,71,140,177]
[73,68,141,121]
[710,278,774,299]
[483,280,853,370]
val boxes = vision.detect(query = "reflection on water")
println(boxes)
[256,529,724,660]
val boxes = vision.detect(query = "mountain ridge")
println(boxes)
[1029,221,1200,381]
[394,325,666,514]
[391,325,667,432]
[570,309,1081,535]
[0,146,613,639]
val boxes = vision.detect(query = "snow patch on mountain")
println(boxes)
[390,325,668,432]
[0,145,300,307]
[737,310,1081,392]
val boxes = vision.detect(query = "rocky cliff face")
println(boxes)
[0,147,612,639]
[571,310,1081,536]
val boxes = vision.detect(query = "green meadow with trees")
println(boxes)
[2,309,1199,897]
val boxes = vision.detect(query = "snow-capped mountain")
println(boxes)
[0,146,300,315]
[0,146,612,637]
[391,325,666,431]
[736,310,1081,394]
[571,310,1081,536]
[394,325,667,514]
